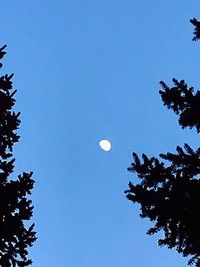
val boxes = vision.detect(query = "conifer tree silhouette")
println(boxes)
[0,45,36,266]
[125,19,200,267]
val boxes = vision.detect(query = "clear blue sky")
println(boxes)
[1,1,200,266]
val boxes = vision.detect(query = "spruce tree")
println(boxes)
[125,19,200,266]
[0,45,36,266]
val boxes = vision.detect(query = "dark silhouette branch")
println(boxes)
[125,18,200,267]
[0,45,36,267]
[190,18,200,41]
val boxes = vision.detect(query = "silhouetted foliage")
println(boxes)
[159,79,200,132]
[0,45,36,266]
[190,18,200,41]
[125,19,200,266]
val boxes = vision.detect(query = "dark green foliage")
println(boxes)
[125,19,200,266]
[0,45,36,266]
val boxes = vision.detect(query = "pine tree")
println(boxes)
[125,19,200,267]
[0,45,36,266]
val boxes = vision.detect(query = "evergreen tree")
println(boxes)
[125,19,200,267]
[0,45,36,266]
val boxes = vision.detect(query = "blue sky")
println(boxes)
[1,1,200,266]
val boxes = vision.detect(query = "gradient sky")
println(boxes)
[1,1,200,266]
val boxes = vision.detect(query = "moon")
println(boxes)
[99,139,112,152]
